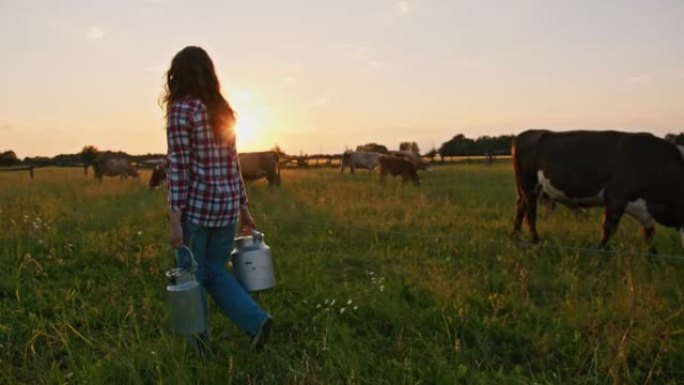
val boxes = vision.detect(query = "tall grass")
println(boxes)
[1,164,682,384]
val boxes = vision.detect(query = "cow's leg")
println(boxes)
[350,166,355,175]
[625,200,657,254]
[598,203,626,249]
[525,192,540,243]
[411,171,420,186]
[513,188,527,235]
[513,174,539,242]
[379,168,387,185]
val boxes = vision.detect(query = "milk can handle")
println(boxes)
[163,245,199,274]
[179,245,199,272]
[252,230,263,243]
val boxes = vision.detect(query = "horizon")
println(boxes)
[2,1,683,158]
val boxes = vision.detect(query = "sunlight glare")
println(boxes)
[233,99,271,152]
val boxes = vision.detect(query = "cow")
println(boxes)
[148,162,168,189]
[512,129,684,252]
[238,151,281,186]
[340,151,380,174]
[93,157,139,181]
[387,150,431,171]
[378,154,420,186]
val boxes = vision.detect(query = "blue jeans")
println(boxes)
[176,219,270,337]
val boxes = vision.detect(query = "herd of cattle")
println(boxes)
[91,130,684,252]
[93,149,430,188]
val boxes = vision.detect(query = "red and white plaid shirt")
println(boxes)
[166,98,247,227]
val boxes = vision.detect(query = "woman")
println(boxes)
[163,46,271,349]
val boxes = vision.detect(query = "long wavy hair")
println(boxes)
[162,46,236,146]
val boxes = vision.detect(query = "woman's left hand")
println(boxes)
[239,206,257,235]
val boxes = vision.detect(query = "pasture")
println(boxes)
[1,163,683,384]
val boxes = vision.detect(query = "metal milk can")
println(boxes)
[231,230,275,292]
[165,246,207,336]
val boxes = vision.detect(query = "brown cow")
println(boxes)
[93,157,139,181]
[148,163,168,189]
[378,154,420,186]
[387,150,431,171]
[238,151,281,186]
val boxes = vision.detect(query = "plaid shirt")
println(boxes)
[167,98,247,227]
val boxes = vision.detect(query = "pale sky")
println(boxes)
[1,0,683,158]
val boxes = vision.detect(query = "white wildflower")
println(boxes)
[379,285,385,292]
[329,299,336,306]
[353,306,358,310]
[347,299,352,305]
[339,307,346,314]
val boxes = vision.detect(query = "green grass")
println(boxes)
[1,163,683,384]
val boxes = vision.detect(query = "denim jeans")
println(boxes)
[176,219,270,337]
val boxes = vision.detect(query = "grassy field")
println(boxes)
[1,163,683,384]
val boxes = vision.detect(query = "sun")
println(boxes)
[234,104,269,152]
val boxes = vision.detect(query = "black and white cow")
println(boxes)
[512,129,684,252]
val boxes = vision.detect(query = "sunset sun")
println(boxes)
[233,101,271,152]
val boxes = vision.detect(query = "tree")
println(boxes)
[0,150,19,166]
[80,145,99,175]
[439,134,474,156]
[425,147,438,159]
[399,142,420,154]
[356,143,388,153]
[438,134,514,156]
[665,133,684,145]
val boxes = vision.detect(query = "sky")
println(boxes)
[1,0,683,158]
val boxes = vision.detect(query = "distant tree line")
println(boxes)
[438,134,516,157]
[356,136,514,158]
[4,131,684,167]
[1,146,166,167]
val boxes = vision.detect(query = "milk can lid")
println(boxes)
[165,267,195,284]
[234,231,264,249]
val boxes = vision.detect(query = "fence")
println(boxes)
[0,163,90,179]
[0,165,35,179]
[280,153,511,169]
